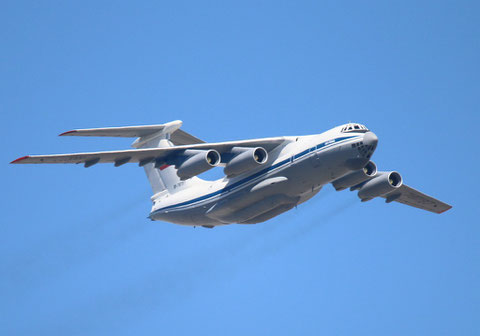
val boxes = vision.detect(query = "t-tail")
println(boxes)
[58,120,206,197]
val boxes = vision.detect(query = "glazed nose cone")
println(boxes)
[345,131,379,170]
[363,131,378,149]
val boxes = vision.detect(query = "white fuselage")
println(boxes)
[149,126,375,226]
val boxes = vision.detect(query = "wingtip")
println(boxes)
[438,205,453,214]
[59,130,76,136]
[10,155,30,164]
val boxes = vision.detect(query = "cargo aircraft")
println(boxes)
[11,121,451,227]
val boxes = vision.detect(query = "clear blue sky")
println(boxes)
[1,1,479,335]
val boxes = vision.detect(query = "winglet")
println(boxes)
[59,130,77,136]
[10,155,30,164]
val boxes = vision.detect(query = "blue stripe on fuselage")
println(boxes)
[150,135,358,215]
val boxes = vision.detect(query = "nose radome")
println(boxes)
[345,131,378,170]
[363,131,378,149]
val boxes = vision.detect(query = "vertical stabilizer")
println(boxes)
[133,122,202,197]
[57,120,205,196]
[139,138,183,195]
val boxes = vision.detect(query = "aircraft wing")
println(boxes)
[381,185,452,214]
[333,164,452,214]
[10,137,287,166]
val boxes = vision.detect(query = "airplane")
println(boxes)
[11,120,451,227]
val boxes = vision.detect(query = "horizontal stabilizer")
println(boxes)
[58,120,206,146]
[59,121,182,138]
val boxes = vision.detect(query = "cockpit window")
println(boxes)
[341,123,369,133]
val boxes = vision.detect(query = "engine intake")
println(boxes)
[332,161,377,191]
[357,171,402,201]
[175,149,221,180]
[224,147,268,177]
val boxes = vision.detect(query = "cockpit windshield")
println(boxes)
[341,123,369,133]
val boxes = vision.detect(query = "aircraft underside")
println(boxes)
[11,120,452,227]
[150,141,349,226]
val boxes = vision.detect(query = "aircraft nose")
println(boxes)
[345,131,378,170]
[355,131,378,159]
[363,131,378,149]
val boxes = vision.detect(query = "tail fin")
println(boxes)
[139,137,192,196]
[59,120,205,196]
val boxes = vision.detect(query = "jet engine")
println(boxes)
[357,171,402,201]
[332,161,377,191]
[224,147,268,177]
[175,149,221,180]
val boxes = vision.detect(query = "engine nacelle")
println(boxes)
[176,149,221,180]
[357,171,402,201]
[332,161,377,191]
[224,147,268,177]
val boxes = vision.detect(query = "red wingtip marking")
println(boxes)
[438,206,452,214]
[159,164,170,170]
[10,155,30,164]
[59,130,76,136]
